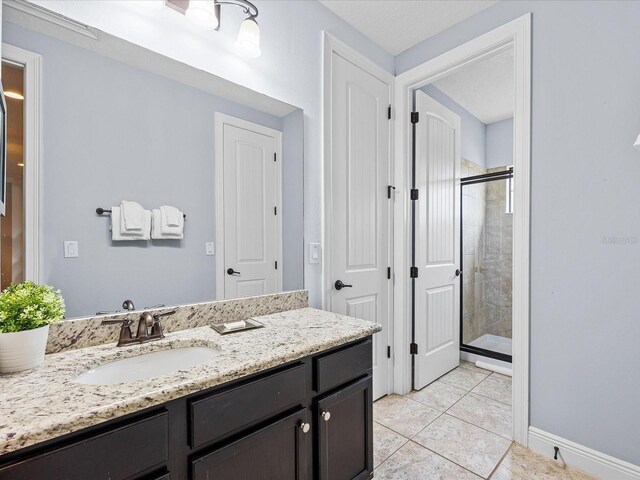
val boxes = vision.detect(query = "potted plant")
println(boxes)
[0,281,65,373]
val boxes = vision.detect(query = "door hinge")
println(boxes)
[387,266,391,279]
[388,105,392,120]
[410,189,419,200]
[387,185,396,199]
[274,152,277,162]
[410,266,419,278]
[274,206,277,215]
[410,343,418,355]
[410,111,419,124]
[387,346,391,358]
[275,260,278,270]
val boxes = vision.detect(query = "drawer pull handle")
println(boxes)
[321,411,331,422]
[300,422,310,433]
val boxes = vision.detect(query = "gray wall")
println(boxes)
[399,0,640,465]
[486,118,513,169]
[4,21,304,318]
[421,85,486,167]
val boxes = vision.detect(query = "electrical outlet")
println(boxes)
[205,242,215,256]
[64,241,79,258]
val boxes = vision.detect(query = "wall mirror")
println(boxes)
[1,2,304,318]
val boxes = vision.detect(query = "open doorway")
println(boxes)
[412,44,516,390]
[393,15,531,444]
[1,61,25,290]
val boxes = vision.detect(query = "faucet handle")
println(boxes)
[101,317,133,326]
[153,310,176,320]
[150,310,174,338]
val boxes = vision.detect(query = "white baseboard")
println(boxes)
[528,427,640,480]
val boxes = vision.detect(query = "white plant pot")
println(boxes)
[0,324,49,373]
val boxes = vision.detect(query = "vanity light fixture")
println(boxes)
[185,0,219,30]
[166,0,261,57]
[634,133,640,151]
[4,91,24,100]
[144,0,165,11]
[236,15,261,58]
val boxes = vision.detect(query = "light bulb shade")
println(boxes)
[635,133,640,151]
[186,0,219,30]
[236,17,261,58]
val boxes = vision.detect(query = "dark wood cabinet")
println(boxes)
[191,409,309,480]
[316,376,373,480]
[0,411,169,480]
[0,337,372,480]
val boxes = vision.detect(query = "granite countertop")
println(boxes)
[0,307,381,456]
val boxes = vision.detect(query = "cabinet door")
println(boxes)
[191,409,309,480]
[316,376,373,480]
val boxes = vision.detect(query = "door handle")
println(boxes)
[455,269,461,277]
[334,280,353,290]
[227,268,241,276]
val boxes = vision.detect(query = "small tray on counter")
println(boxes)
[210,318,265,335]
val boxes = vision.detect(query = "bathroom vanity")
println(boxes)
[0,303,380,480]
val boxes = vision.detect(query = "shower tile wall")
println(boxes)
[462,161,513,345]
[483,167,512,339]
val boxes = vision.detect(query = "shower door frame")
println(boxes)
[459,168,513,364]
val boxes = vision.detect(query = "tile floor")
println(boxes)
[373,361,596,479]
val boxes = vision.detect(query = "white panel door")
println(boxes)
[222,122,279,299]
[414,90,461,390]
[329,52,392,400]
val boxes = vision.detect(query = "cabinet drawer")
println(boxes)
[0,411,168,480]
[313,338,372,394]
[191,409,308,480]
[189,363,306,449]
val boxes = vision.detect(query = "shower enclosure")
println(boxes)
[460,161,513,363]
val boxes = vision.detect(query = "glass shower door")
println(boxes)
[460,168,513,362]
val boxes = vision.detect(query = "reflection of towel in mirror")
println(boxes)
[159,206,184,236]
[120,200,144,231]
[111,207,151,241]
[152,209,183,239]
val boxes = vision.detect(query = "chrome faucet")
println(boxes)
[102,309,176,347]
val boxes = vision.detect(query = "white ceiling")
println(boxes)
[432,47,514,124]
[318,0,499,55]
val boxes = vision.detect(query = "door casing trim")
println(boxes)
[214,112,283,300]
[393,14,532,445]
[2,43,43,284]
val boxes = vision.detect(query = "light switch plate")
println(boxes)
[309,243,321,264]
[64,241,78,258]
[205,242,215,256]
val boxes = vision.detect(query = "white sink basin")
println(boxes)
[74,347,219,385]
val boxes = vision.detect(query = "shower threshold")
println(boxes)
[468,334,512,356]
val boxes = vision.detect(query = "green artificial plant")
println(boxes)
[0,281,65,333]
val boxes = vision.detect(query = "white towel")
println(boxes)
[159,206,184,236]
[160,205,181,227]
[120,201,144,231]
[151,209,183,239]
[111,207,151,241]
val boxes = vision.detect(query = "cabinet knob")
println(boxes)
[300,422,310,433]
[321,411,331,422]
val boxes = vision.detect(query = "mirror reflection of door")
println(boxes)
[0,61,25,291]
[216,114,282,300]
